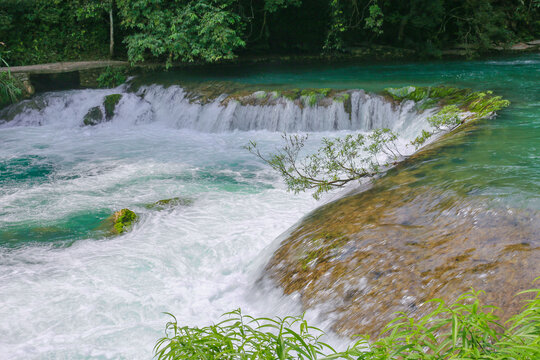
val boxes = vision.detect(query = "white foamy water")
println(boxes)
[0,84,430,136]
[0,86,434,359]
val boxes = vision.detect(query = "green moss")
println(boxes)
[384,85,509,121]
[112,208,138,234]
[299,232,349,270]
[384,85,464,104]
[145,197,193,210]
[391,86,510,149]
[299,88,333,107]
[82,106,104,126]
[254,91,267,100]
[103,94,122,119]
[334,93,350,103]
[281,89,301,101]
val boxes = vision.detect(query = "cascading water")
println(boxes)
[0,84,430,137]
[5,51,537,360]
[0,83,434,359]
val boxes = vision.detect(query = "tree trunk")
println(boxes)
[109,7,114,58]
[398,15,409,43]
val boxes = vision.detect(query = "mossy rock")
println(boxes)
[103,94,122,119]
[99,208,138,235]
[145,197,193,211]
[383,86,510,121]
[83,106,104,126]
[0,97,48,123]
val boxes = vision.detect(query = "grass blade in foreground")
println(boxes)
[155,283,540,359]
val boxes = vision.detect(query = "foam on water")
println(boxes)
[0,85,430,136]
[0,85,433,358]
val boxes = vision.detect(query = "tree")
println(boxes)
[117,0,246,66]
[246,129,402,199]
[77,0,116,58]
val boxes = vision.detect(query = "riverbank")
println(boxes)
[2,39,539,87]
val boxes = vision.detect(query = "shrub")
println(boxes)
[155,285,540,359]
[96,67,127,88]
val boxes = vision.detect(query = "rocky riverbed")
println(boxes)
[263,131,540,337]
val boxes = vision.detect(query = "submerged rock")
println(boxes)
[103,94,122,119]
[99,208,138,235]
[112,208,137,234]
[82,106,104,126]
[0,97,48,123]
[145,197,193,211]
[262,145,539,338]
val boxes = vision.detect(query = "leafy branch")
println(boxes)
[245,128,402,199]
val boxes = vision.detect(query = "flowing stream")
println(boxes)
[0,54,539,359]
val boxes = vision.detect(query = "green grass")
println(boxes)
[0,71,23,109]
[155,283,540,359]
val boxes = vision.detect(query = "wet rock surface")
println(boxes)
[263,135,540,338]
[83,106,104,126]
[145,197,193,210]
[103,94,122,119]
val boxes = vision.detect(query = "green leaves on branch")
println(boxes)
[427,104,461,130]
[246,129,402,200]
[97,66,126,88]
[364,2,384,35]
[264,0,302,13]
[155,284,540,359]
[120,0,246,67]
[384,86,510,148]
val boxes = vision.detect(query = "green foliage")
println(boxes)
[119,0,246,67]
[323,0,347,53]
[2,0,539,66]
[391,86,511,148]
[246,129,402,199]
[411,129,433,148]
[0,72,23,109]
[264,0,302,13]
[0,0,109,65]
[76,0,112,20]
[301,88,331,106]
[155,285,540,359]
[364,2,384,35]
[248,86,509,195]
[97,67,127,88]
[427,104,461,130]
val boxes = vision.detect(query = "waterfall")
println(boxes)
[0,85,432,137]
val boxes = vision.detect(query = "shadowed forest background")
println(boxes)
[1,0,539,66]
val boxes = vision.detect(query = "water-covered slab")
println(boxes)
[262,136,540,337]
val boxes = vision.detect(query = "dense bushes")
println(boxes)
[154,286,540,359]
[1,0,539,66]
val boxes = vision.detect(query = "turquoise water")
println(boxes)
[0,54,538,359]
[145,54,539,209]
